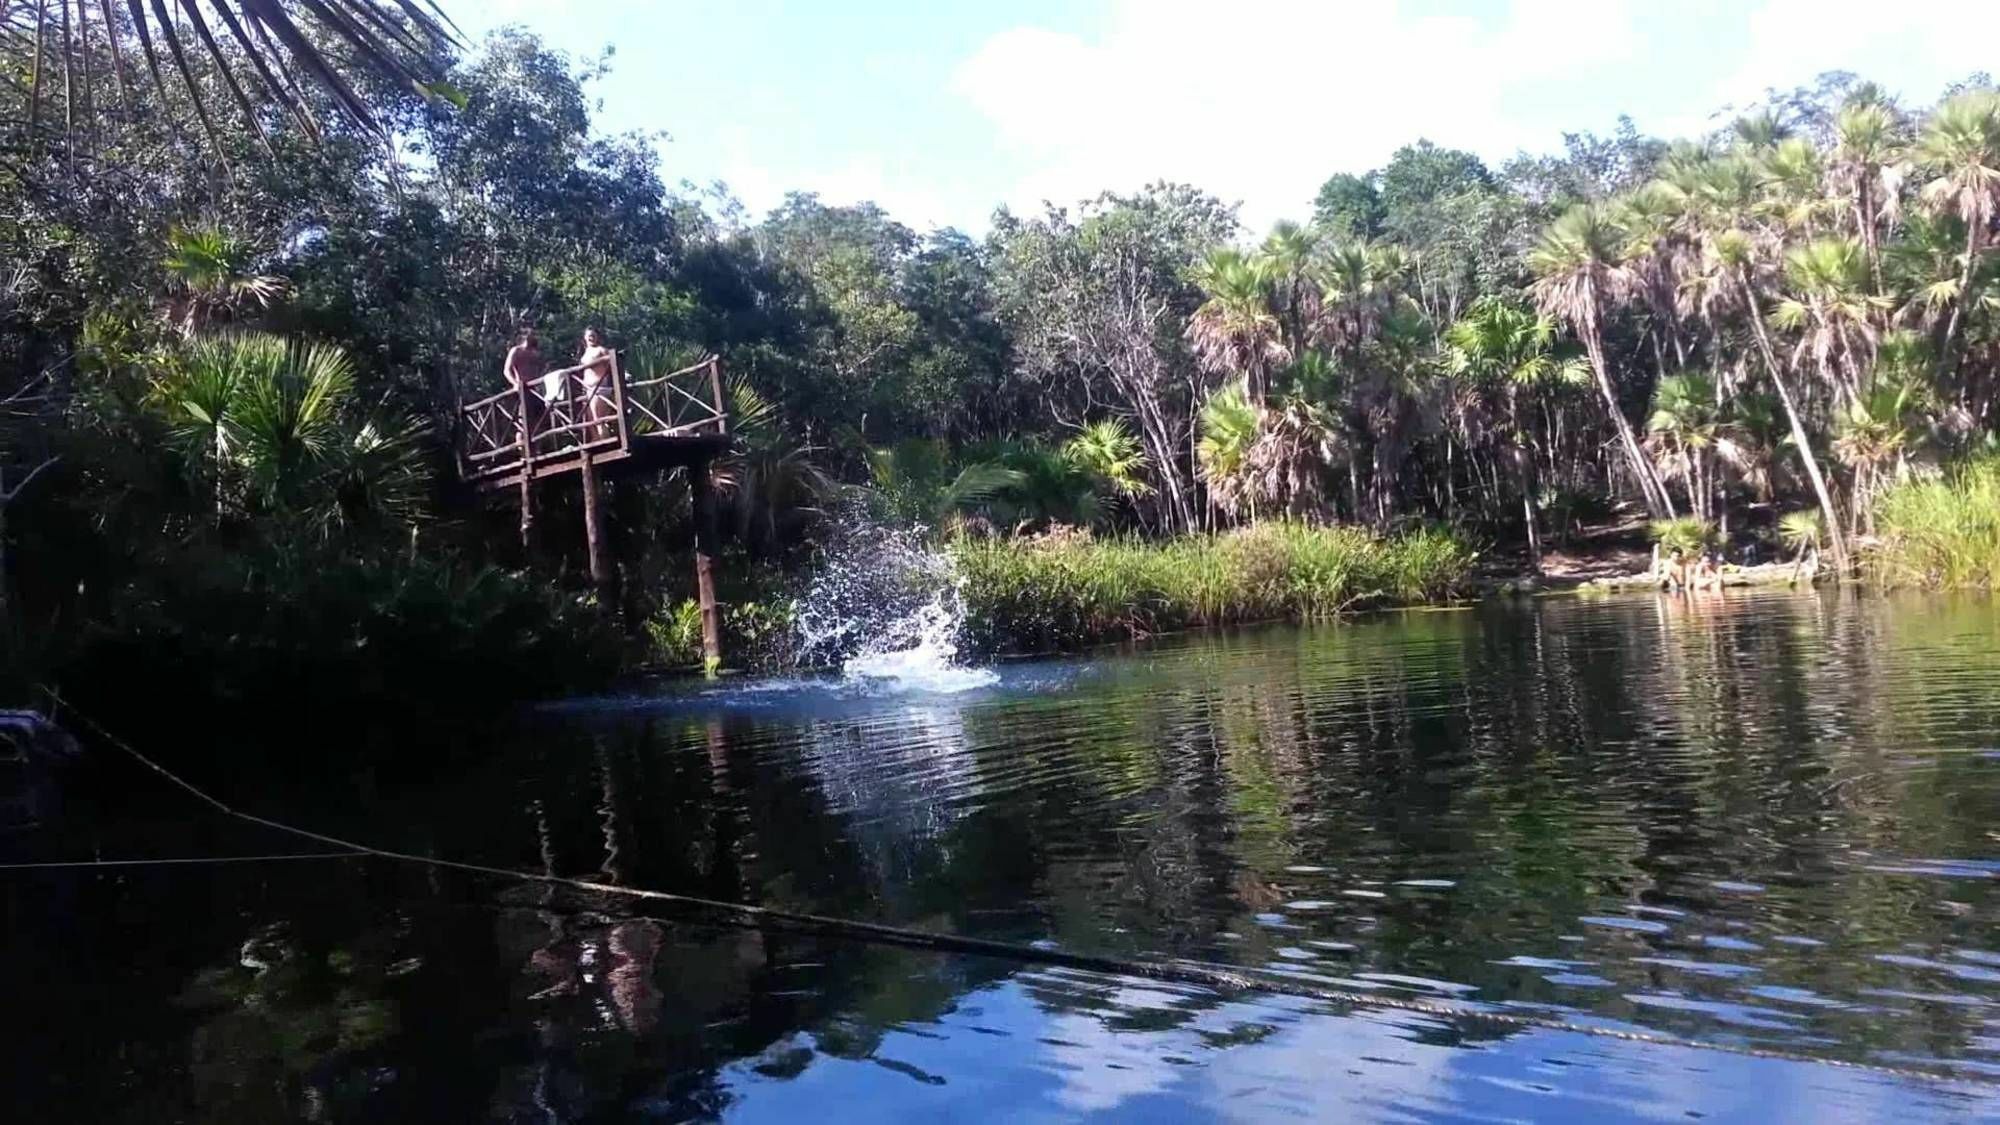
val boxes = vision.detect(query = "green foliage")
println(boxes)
[1779,509,1825,553]
[1648,517,1717,555]
[1062,420,1152,500]
[646,600,706,667]
[1868,457,2000,588]
[953,523,1476,654]
[145,332,427,538]
[1312,173,1386,239]
[1197,383,1261,517]
[55,547,619,740]
[645,597,799,670]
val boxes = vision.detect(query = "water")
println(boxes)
[7,590,2000,1121]
[789,519,996,692]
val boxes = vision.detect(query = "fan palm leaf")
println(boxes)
[4,0,462,153]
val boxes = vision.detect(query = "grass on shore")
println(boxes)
[1868,456,2000,590]
[952,522,1476,654]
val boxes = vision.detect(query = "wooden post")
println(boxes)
[689,457,724,676]
[610,350,631,453]
[708,356,728,435]
[515,377,536,552]
[580,444,607,591]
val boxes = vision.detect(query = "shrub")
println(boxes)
[1778,509,1823,557]
[645,597,798,670]
[1647,517,1715,556]
[50,544,621,761]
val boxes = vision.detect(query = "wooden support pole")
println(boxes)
[515,377,536,553]
[689,457,724,676]
[610,350,631,453]
[580,444,608,591]
[709,356,728,434]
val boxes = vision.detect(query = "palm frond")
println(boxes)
[8,0,461,151]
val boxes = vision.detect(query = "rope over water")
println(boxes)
[36,690,1999,1091]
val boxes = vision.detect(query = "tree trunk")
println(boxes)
[1938,218,1983,382]
[1738,269,1848,570]
[1581,302,1673,518]
[689,459,724,676]
[1517,446,1542,573]
[580,447,608,592]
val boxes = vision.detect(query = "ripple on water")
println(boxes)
[1631,957,1762,979]
[1624,994,1801,1030]
[1580,916,1672,935]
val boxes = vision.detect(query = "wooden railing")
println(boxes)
[457,353,727,483]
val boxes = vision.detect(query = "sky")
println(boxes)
[444,1,2000,235]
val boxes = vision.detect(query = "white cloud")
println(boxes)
[718,143,960,230]
[950,0,2000,237]
[951,0,1639,235]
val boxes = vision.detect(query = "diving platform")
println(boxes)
[457,352,730,490]
[457,352,734,670]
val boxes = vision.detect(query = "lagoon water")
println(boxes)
[7,590,2000,1121]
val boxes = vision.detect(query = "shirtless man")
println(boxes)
[577,327,616,436]
[504,327,545,444]
[1659,548,1689,593]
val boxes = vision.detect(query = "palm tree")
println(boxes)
[163,225,286,335]
[1312,242,1406,361]
[712,378,836,552]
[1772,237,1889,409]
[1444,297,1576,569]
[1830,101,1903,291]
[1778,508,1824,576]
[1732,110,1791,153]
[1759,137,1831,237]
[1914,90,2000,376]
[322,415,431,538]
[6,1,461,154]
[1244,396,1341,520]
[227,337,357,512]
[1700,225,1851,568]
[1197,383,1260,521]
[1833,331,1930,536]
[1617,181,1697,372]
[1527,203,1676,518]
[1646,372,1735,524]
[1257,221,1320,356]
[148,332,418,535]
[1062,419,1152,505]
[1188,249,1288,404]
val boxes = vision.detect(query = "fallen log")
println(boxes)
[1583,560,1815,592]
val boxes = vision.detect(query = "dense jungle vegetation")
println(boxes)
[2,8,1997,736]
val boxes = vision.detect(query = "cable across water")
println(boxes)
[35,689,1999,1090]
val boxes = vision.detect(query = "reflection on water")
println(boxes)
[6,589,2000,1121]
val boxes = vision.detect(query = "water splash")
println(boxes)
[792,519,997,695]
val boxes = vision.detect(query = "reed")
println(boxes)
[952,523,1476,653]
[1867,457,2000,589]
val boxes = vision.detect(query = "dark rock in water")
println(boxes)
[0,710,80,830]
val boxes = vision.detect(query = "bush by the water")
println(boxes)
[49,546,621,746]
[1868,457,2000,589]
[953,523,1476,653]
[645,597,798,671]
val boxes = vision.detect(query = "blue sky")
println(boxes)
[447,1,2000,235]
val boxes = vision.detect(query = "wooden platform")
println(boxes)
[457,352,731,489]
[472,432,733,491]
[459,352,736,669]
